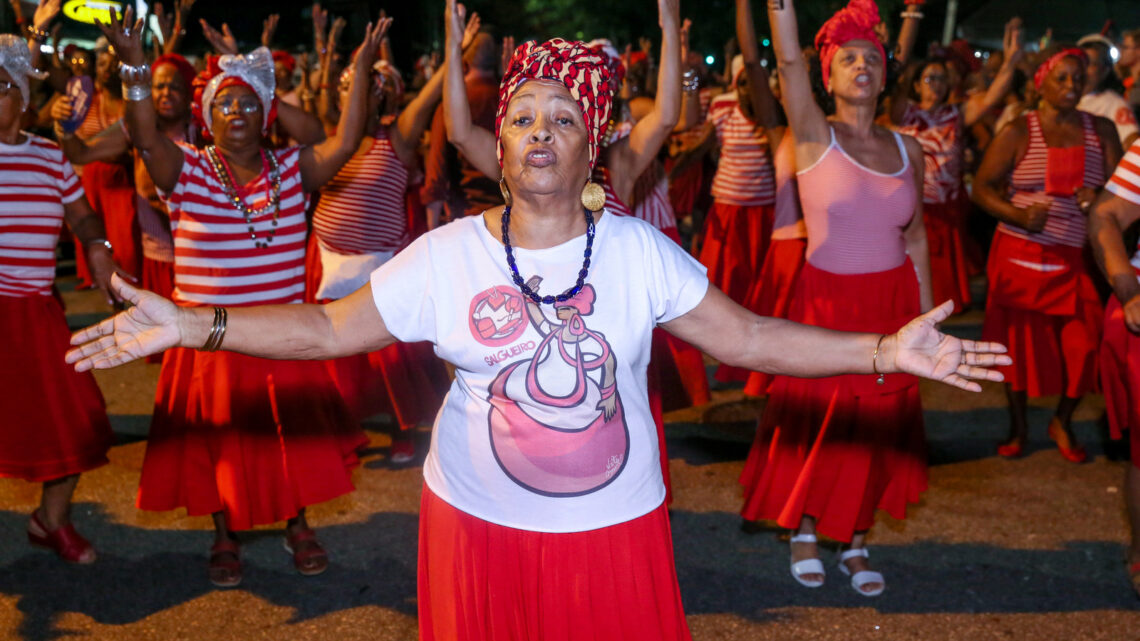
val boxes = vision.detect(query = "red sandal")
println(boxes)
[284,528,329,577]
[208,538,242,588]
[1129,562,1140,600]
[1048,423,1088,464]
[27,511,95,564]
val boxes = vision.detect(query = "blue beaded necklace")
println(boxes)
[501,205,595,305]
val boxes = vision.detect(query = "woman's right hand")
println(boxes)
[66,274,183,372]
[94,6,146,66]
[50,96,74,122]
[1020,201,1050,232]
[444,0,466,51]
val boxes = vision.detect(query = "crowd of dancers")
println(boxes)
[2,0,1140,635]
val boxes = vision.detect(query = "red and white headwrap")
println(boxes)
[1034,48,1088,90]
[195,47,277,133]
[495,38,614,172]
[587,38,625,95]
[814,0,886,91]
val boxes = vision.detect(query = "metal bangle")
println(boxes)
[201,306,228,352]
[125,83,151,102]
[118,62,151,85]
[900,10,924,19]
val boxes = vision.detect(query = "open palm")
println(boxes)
[893,300,1010,392]
[66,275,183,372]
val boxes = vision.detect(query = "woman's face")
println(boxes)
[1040,57,1085,111]
[1082,45,1110,93]
[500,80,590,199]
[210,84,263,147]
[95,50,117,87]
[0,68,24,131]
[152,65,189,121]
[915,61,950,107]
[828,39,884,103]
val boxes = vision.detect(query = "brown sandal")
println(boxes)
[284,528,329,576]
[208,538,242,588]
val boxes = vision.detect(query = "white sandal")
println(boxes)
[789,533,825,588]
[837,547,885,597]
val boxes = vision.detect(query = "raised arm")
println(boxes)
[737,0,784,137]
[893,2,922,66]
[608,0,683,183]
[962,17,1023,128]
[299,17,390,193]
[767,0,829,154]
[442,0,499,180]
[391,9,481,162]
[96,8,184,193]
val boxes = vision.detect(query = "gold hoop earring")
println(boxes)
[580,180,606,212]
[499,177,512,207]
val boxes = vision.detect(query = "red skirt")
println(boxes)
[325,341,450,428]
[698,202,774,305]
[77,161,140,284]
[417,486,692,641]
[141,257,175,364]
[732,237,808,389]
[739,261,927,542]
[0,295,113,482]
[982,231,1102,398]
[1099,297,1140,467]
[139,347,367,530]
[666,157,703,218]
[924,199,972,313]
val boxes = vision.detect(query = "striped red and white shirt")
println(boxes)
[708,93,775,207]
[0,134,84,297]
[631,161,678,236]
[161,145,309,307]
[1104,139,1140,273]
[896,103,963,205]
[1000,111,1105,248]
[312,130,409,255]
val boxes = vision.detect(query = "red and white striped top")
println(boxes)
[708,93,775,207]
[162,145,309,307]
[1001,111,1105,248]
[1104,139,1140,272]
[312,130,409,255]
[594,165,633,217]
[896,102,963,205]
[0,134,84,297]
[76,93,121,141]
[631,161,679,237]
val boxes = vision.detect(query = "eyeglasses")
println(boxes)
[212,97,261,115]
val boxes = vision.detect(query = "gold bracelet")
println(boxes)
[872,334,887,385]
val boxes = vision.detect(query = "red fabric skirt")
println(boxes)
[325,341,450,429]
[666,157,703,219]
[139,347,367,530]
[739,260,927,542]
[982,231,1102,398]
[698,202,774,305]
[924,199,972,313]
[141,257,175,364]
[0,295,113,482]
[646,328,711,505]
[77,161,140,284]
[1099,297,1140,468]
[732,237,808,389]
[417,486,692,641]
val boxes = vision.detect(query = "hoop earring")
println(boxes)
[499,177,512,207]
[580,180,606,212]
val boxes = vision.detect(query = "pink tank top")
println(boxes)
[797,127,917,274]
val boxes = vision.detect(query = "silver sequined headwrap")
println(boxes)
[0,34,47,105]
[200,47,276,132]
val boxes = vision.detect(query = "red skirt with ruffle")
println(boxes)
[139,347,367,530]
[1098,297,1140,467]
[417,486,692,641]
[924,198,972,313]
[982,231,1102,398]
[739,260,927,542]
[730,237,807,389]
[698,202,774,305]
[141,257,175,363]
[76,161,139,284]
[324,341,450,429]
[0,295,113,482]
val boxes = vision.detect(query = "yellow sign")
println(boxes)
[63,0,124,25]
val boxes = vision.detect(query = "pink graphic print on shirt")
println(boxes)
[483,281,629,497]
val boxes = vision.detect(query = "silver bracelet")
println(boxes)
[125,83,151,102]
[900,10,924,19]
[118,61,151,85]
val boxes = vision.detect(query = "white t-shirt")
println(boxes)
[371,212,709,532]
[1079,90,1139,145]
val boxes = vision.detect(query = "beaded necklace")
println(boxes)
[205,145,282,249]
[501,205,595,305]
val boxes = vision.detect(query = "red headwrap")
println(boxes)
[814,0,886,91]
[495,38,614,172]
[1034,48,1088,90]
[153,53,196,92]
[272,50,296,75]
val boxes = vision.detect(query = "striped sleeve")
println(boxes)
[59,155,83,203]
[1107,140,1140,206]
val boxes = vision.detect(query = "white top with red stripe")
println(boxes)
[896,103,963,205]
[708,93,775,207]
[312,129,409,255]
[161,145,309,307]
[1000,111,1105,248]
[0,134,84,297]
[631,162,678,234]
[1104,139,1140,274]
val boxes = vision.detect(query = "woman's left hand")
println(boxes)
[891,300,1011,392]
[351,14,392,74]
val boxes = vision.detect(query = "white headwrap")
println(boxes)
[0,34,47,106]
[200,47,276,132]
